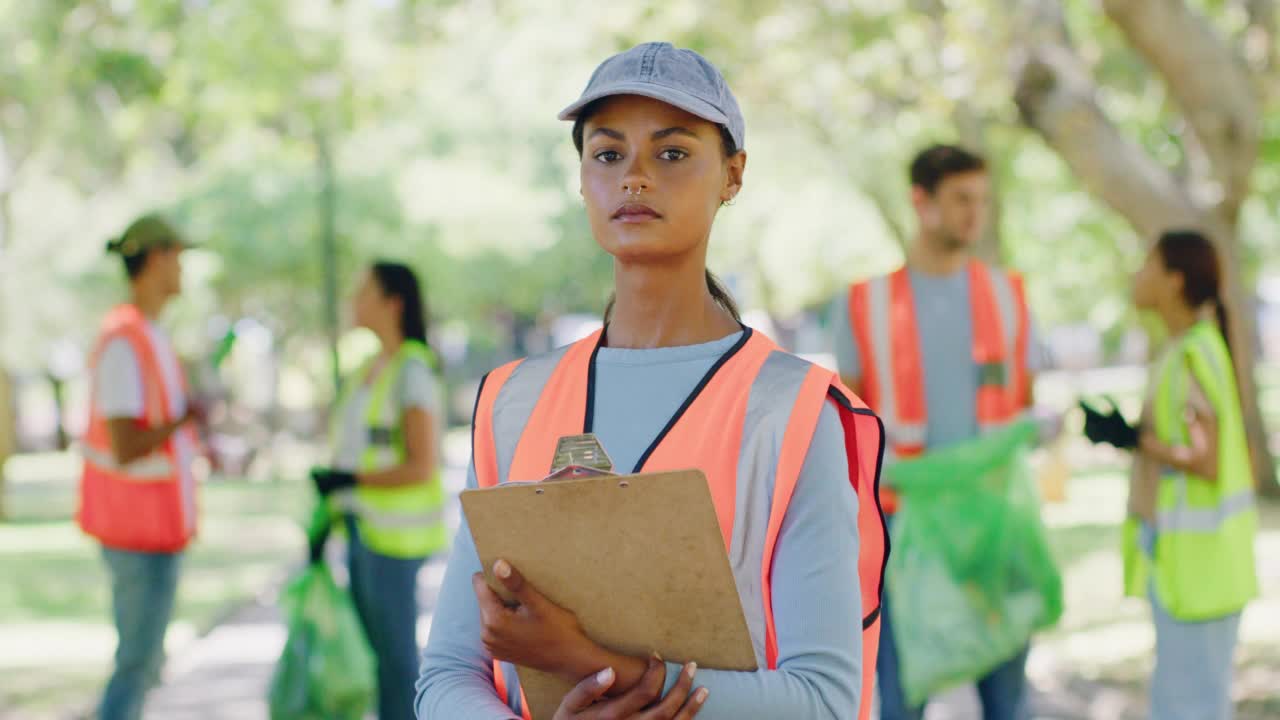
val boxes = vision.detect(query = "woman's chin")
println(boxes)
[598,233,697,264]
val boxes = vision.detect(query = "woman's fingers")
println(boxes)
[673,686,710,719]
[558,667,616,714]
[494,559,551,612]
[639,662,698,719]
[603,654,667,716]
[471,573,506,619]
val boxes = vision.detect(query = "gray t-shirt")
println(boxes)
[417,331,867,718]
[331,355,440,471]
[830,268,1045,450]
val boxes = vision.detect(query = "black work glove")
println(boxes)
[310,467,357,497]
[1079,398,1139,450]
[308,522,331,565]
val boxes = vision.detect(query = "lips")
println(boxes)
[612,202,662,222]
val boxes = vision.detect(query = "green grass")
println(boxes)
[0,477,309,718]
[0,480,308,628]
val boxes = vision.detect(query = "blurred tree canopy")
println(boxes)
[0,0,1277,482]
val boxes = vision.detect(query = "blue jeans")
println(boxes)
[1141,522,1241,720]
[99,547,181,720]
[345,516,426,720]
[876,520,1029,720]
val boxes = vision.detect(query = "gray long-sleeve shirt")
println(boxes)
[416,332,863,718]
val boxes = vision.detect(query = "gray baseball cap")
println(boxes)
[559,42,745,152]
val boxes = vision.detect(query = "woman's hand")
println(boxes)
[473,559,598,679]
[554,656,708,720]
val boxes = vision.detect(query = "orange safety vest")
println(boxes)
[78,304,198,552]
[848,261,1029,513]
[471,327,888,720]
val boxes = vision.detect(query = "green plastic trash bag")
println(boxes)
[268,507,374,720]
[885,419,1063,707]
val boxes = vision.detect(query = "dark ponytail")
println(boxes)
[1155,229,1230,353]
[1213,296,1231,356]
[603,269,742,325]
[370,261,429,346]
[704,269,741,321]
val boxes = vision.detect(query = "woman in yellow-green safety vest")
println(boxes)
[310,260,448,720]
[1082,230,1257,720]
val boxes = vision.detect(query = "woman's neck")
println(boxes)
[1161,301,1201,338]
[607,258,739,350]
[129,285,167,320]
[376,328,405,358]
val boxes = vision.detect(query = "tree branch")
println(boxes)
[1012,38,1198,237]
[1245,0,1277,75]
[1102,0,1260,215]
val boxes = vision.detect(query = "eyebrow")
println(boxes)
[586,126,702,142]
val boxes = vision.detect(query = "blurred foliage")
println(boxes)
[0,0,1277,377]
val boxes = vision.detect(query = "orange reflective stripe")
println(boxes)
[490,661,533,719]
[968,261,1010,425]
[848,283,877,409]
[761,365,830,669]
[508,331,601,483]
[491,659,508,701]
[474,360,524,489]
[888,268,926,449]
[1009,272,1031,409]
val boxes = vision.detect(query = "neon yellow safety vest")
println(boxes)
[1122,320,1258,621]
[330,340,449,559]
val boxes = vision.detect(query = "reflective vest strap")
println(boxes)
[828,381,888,720]
[967,262,1009,424]
[638,332,774,549]
[760,365,831,669]
[361,353,404,470]
[85,307,175,452]
[490,660,533,720]
[847,282,877,408]
[509,331,603,483]
[1158,488,1255,532]
[328,488,447,527]
[1008,273,1031,407]
[852,272,924,458]
[473,360,524,489]
[81,445,176,481]
[887,268,926,445]
[1182,324,1235,416]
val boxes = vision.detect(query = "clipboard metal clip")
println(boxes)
[543,433,616,481]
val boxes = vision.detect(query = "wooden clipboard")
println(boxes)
[461,469,757,720]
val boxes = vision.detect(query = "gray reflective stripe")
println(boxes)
[80,444,175,481]
[731,350,812,665]
[867,275,907,445]
[329,488,447,528]
[1157,488,1255,533]
[499,660,523,713]
[987,268,1018,385]
[491,345,572,485]
[891,422,927,448]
